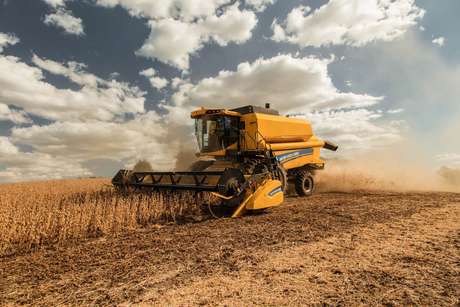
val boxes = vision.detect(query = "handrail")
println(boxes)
[256,130,273,157]
[240,129,273,154]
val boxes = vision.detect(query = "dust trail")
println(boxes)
[317,153,460,193]
[438,167,460,187]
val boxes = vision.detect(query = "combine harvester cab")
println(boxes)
[112,104,338,217]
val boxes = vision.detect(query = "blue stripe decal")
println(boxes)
[268,186,283,197]
[275,148,313,163]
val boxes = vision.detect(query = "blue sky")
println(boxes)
[0,0,459,181]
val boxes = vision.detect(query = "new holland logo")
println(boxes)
[268,186,283,197]
[276,148,313,163]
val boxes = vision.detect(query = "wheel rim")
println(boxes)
[303,176,313,193]
[217,168,246,208]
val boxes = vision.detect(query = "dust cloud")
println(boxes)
[438,167,460,187]
[317,151,460,193]
[174,145,198,171]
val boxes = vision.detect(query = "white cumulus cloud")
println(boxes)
[44,8,85,36]
[0,104,31,124]
[432,36,445,47]
[32,54,99,87]
[140,68,169,90]
[387,108,404,114]
[136,4,257,70]
[201,4,258,46]
[271,0,424,47]
[94,0,228,20]
[136,19,203,71]
[0,54,145,122]
[42,0,66,8]
[11,111,178,171]
[436,153,460,166]
[93,1,260,70]
[0,136,19,155]
[303,109,403,152]
[0,137,92,182]
[0,32,19,53]
[245,0,276,12]
[171,54,381,111]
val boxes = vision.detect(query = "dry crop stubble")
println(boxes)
[0,179,212,257]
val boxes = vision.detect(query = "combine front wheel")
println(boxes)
[203,168,247,218]
[295,171,314,197]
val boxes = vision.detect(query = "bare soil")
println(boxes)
[1,191,459,306]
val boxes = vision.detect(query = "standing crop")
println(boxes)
[0,179,212,256]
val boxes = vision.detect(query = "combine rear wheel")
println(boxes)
[295,170,314,196]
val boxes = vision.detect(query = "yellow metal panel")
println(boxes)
[245,179,284,210]
[239,112,316,151]
[240,113,259,150]
[256,113,312,143]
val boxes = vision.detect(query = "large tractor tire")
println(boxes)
[295,170,314,197]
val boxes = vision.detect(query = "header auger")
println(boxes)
[112,104,338,217]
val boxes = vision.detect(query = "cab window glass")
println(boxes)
[195,116,239,152]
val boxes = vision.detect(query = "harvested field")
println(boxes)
[0,183,459,306]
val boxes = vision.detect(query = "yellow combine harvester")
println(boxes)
[113,104,337,217]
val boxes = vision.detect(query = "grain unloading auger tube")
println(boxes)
[112,168,284,218]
